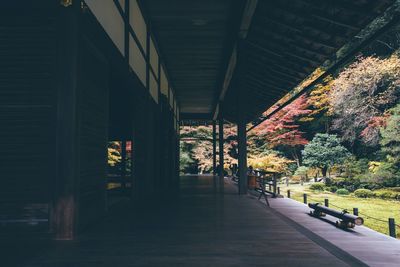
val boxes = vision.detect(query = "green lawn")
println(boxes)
[281,183,400,238]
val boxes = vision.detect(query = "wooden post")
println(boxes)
[218,115,224,191]
[277,187,280,195]
[52,2,80,240]
[324,198,329,207]
[272,174,277,197]
[121,141,127,190]
[237,116,247,195]
[287,190,291,198]
[212,121,217,175]
[303,194,307,204]
[389,218,396,238]
[144,19,154,199]
[353,208,358,216]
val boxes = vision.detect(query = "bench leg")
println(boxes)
[263,193,270,207]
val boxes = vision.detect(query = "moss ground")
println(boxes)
[283,183,400,238]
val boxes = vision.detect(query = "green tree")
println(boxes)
[180,143,195,174]
[330,55,400,147]
[378,104,400,186]
[294,166,309,185]
[380,104,400,161]
[108,141,121,167]
[302,133,350,180]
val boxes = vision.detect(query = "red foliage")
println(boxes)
[360,115,389,144]
[257,95,311,148]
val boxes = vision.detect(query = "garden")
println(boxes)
[180,33,400,238]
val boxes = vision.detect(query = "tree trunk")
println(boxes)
[291,149,300,167]
[325,118,330,134]
[321,166,331,184]
[314,171,319,182]
[321,166,328,177]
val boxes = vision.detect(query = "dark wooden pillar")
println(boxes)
[52,2,80,240]
[238,117,248,195]
[218,114,224,190]
[133,127,138,199]
[212,121,217,175]
[121,141,127,190]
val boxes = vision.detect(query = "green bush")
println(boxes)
[374,190,395,199]
[336,188,350,195]
[354,189,374,198]
[325,186,338,193]
[309,182,325,191]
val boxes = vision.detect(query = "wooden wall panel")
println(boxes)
[132,90,148,200]
[77,38,109,228]
[0,13,56,226]
[160,67,168,96]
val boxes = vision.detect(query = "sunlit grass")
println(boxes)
[282,183,400,238]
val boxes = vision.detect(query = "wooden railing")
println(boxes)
[232,169,283,197]
[107,175,131,196]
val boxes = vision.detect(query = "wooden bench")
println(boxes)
[257,178,270,207]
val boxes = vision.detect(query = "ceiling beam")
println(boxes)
[212,0,258,120]
[246,1,400,132]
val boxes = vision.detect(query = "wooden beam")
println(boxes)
[311,14,361,31]
[53,1,80,240]
[213,0,259,120]
[237,115,247,195]
[244,68,300,86]
[212,121,217,175]
[247,31,331,63]
[245,56,309,77]
[218,111,224,191]
[247,1,400,132]
[245,49,314,74]
[252,20,338,50]
[245,40,284,58]
[244,78,289,95]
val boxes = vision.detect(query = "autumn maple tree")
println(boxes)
[256,94,311,166]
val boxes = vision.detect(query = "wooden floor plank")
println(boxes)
[265,192,400,267]
[1,175,366,266]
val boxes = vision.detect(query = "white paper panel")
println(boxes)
[130,0,147,51]
[160,67,168,96]
[85,0,124,55]
[150,38,158,77]
[129,35,146,86]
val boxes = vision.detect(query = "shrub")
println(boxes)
[354,189,374,198]
[336,188,350,195]
[374,190,395,199]
[290,175,302,183]
[325,186,338,193]
[343,185,357,192]
[309,182,325,191]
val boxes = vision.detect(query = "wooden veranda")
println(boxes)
[1,0,400,266]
